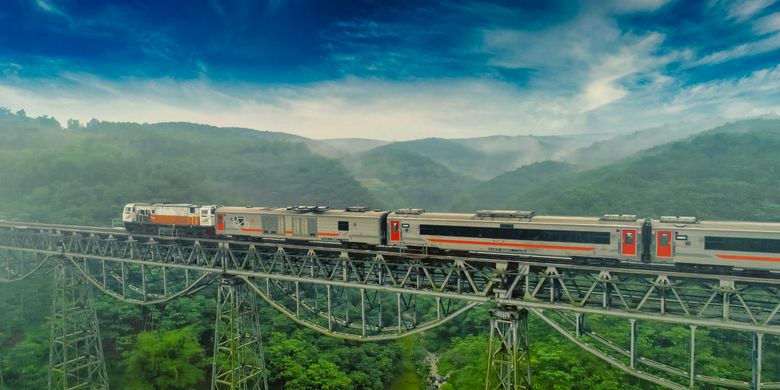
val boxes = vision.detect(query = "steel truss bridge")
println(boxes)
[0,221,778,390]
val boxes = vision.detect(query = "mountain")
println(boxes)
[563,118,724,169]
[496,120,780,221]
[318,138,390,156]
[0,111,374,224]
[449,160,576,212]
[368,134,600,179]
[348,148,478,210]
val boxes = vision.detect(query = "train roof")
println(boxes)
[653,218,780,232]
[129,203,215,207]
[218,206,389,218]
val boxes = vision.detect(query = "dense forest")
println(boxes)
[0,108,779,389]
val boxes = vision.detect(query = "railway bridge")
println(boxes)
[0,220,778,390]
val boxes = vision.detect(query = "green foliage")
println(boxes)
[350,148,477,210]
[3,112,780,390]
[123,328,206,390]
[0,113,374,225]
[367,135,583,179]
[503,124,780,220]
[438,335,488,389]
[449,160,575,211]
[285,358,352,390]
[265,329,402,390]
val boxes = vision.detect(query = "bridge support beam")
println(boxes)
[485,306,531,390]
[48,260,109,390]
[211,276,268,390]
[752,332,763,390]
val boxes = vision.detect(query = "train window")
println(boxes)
[201,210,207,216]
[705,236,780,254]
[393,223,400,232]
[660,234,669,246]
[338,221,349,231]
[190,207,196,213]
[625,232,634,245]
[419,224,610,245]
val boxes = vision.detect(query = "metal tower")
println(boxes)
[211,276,268,390]
[48,261,109,390]
[485,306,531,390]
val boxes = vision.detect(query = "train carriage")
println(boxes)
[120,202,780,273]
[387,209,646,262]
[652,216,780,271]
[216,206,389,246]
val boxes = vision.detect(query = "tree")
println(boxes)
[123,328,205,390]
[285,358,352,390]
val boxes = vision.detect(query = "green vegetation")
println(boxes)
[124,328,206,390]
[367,135,587,179]
[502,122,780,220]
[349,148,477,210]
[1,110,780,389]
[450,160,575,212]
[0,109,373,224]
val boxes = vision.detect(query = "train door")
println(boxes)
[390,220,401,243]
[656,230,673,258]
[199,207,215,226]
[622,229,637,257]
[292,217,307,237]
[292,217,317,237]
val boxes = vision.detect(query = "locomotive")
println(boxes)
[122,203,780,272]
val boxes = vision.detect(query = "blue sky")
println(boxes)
[1,0,780,139]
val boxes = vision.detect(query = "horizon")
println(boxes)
[2,1,780,140]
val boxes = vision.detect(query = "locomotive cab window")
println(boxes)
[190,207,196,213]
[338,221,349,231]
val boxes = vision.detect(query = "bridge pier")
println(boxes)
[211,275,268,390]
[48,260,109,390]
[485,306,531,390]
[752,332,763,390]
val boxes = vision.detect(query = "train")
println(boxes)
[122,203,780,272]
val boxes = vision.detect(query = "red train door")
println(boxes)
[656,230,672,258]
[622,229,637,256]
[390,220,401,242]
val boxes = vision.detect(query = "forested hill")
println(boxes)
[347,148,478,210]
[0,110,374,224]
[450,160,575,212]
[495,120,780,221]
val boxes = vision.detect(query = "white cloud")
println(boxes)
[753,11,780,34]
[2,1,778,141]
[482,5,676,112]
[725,0,775,21]
[610,0,671,13]
[1,61,777,142]
[695,31,780,65]
[34,0,69,19]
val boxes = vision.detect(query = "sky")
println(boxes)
[1,0,780,140]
